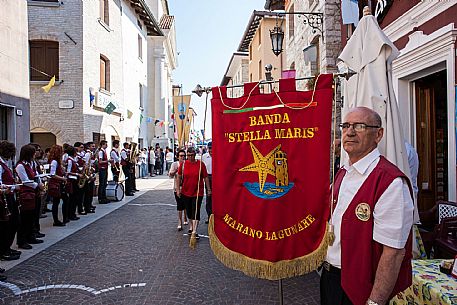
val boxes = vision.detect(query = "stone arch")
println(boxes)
[28,34,60,42]
[30,118,72,145]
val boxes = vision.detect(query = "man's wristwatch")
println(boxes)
[366,300,380,305]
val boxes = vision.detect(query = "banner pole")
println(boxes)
[278,279,284,305]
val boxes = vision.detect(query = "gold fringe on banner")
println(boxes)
[208,214,332,280]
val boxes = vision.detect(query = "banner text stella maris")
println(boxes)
[224,112,317,143]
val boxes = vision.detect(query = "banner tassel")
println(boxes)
[209,215,332,280]
[189,232,197,249]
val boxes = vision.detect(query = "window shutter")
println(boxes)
[100,58,106,90]
[30,41,46,81]
[47,42,59,80]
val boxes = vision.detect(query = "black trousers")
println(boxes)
[33,194,42,233]
[320,265,354,305]
[76,185,84,213]
[17,210,35,245]
[5,195,19,250]
[122,165,133,194]
[61,192,69,222]
[98,168,108,201]
[111,167,119,183]
[83,181,94,211]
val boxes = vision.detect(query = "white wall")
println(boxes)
[121,1,148,147]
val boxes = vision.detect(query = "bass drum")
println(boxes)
[106,181,124,201]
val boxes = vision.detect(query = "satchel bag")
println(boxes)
[19,189,36,211]
[48,179,61,198]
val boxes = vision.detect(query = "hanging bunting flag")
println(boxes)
[154,119,160,125]
[145,117,152,123]
[41,75,56,93]
[140,114,144,124]
[104,102,116,114]
[127,110,133,119]
[159,121,164,127]
[209,74,334,280]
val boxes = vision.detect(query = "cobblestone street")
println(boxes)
[0,179,320,305]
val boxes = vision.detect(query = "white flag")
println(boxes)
[342,0,359,26]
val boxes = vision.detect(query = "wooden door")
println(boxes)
[416,84,436,211]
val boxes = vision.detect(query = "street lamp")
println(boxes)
[270,25,284,57]
[269,12,323,56]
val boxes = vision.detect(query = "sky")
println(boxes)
[168,0,266,140]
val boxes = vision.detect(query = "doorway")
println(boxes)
[30,132,56,151]
[415,70,448,211]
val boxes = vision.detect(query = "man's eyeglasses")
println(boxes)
[178,154,186,158]
[339,122,380,132]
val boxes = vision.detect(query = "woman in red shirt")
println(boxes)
[176,147,211,239]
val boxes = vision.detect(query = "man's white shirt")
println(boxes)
[326,148,414,268]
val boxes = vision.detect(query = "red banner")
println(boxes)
[209,74,334,280]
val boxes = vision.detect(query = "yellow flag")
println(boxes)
[41,76,56,93]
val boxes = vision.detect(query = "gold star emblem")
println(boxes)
[239,142,281,192]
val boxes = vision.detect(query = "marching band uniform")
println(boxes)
[66,156,80,221]
[48,159,67,225]
[83,149,95,213]
[75,151,86,214]
[0,157,20,259]
[16,161,43,248]
[97,147,109,203]
[121,148,133,196]
[31,160,44,238]
[110,148,120,183]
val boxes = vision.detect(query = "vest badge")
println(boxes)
[355,203,371,222]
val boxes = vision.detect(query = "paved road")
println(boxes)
[0,180,320,305]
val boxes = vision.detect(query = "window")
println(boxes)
[100,55,110,91]
[288,4,295,38]
[100,0,109,25]
[29,40,59,81]
[258,60,262,80]
[0,106,7,140]
[139,83,143,108]
[303,39,320,75]
[138,34,143,60]
[93,132,106,145]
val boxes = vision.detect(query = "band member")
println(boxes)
[48,145,67,226]
[97,140,110,204]
[110,140,121,183]
[121,142,134,196]
[83,142,96,213]
[74,142,86,215]
[66,146,81,221]
[16,145,45,249]
[29,143,45,240]
[0,141,21,263]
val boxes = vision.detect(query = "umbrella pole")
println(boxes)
[278,279,284,305]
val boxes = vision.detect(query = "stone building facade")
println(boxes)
[220,52,249,98]
[0,0,31,149]
[27,0,162,149]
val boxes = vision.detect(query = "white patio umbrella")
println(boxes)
[339,11,419,223]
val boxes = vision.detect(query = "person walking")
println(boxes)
[321,107,414,305]
[148,146,155,177]
[176,146,211,240]
[201,142,212,224]
[47,145,67,226]
[169,149,188,230]
[165,148,174,172]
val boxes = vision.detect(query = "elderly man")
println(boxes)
[321,107,414,305]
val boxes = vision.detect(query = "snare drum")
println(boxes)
[106,181,124,201]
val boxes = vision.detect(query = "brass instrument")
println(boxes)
[77,166,89,189]
[129,142,138,163]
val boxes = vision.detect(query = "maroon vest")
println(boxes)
[0,160,15,185]
[120,149,128,166]
[99,149,108,169]
[17,161,36,194]
[49,160,64,179]
[68,158,78,174]
[333,156,413,305]
[77,153,85,167]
